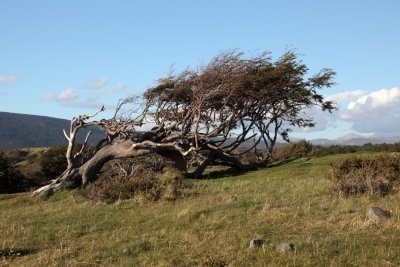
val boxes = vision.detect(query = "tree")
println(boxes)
[32,50,335,197]
[40,145,68,179]
[0,152,32,193]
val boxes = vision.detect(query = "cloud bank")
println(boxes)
[340,87,400,135]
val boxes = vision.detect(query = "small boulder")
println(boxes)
[276,243,294,252]
[249,239,265,248]
[367,207,391,224]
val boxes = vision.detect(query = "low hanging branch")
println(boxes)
[32,49,335,197]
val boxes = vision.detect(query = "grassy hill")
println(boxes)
[1,153,400,266]
[0,112,104,151]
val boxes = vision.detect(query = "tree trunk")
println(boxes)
[31,139,187,197]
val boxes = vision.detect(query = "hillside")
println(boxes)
[311,133,400,146]
[1,153,399,266]
[0,112,104,151]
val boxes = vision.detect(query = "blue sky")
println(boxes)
[1,0,399,139]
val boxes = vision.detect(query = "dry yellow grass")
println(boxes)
[1,153,400,266]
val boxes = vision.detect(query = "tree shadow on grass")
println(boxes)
[0,194,20,201]
[267,159,296,168]
[187,159,297,180]
[0,248,38,259]
[199,168,250,180]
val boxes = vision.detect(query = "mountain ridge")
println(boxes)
[0,111,104,151]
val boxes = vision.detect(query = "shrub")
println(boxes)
[273,139,313,161]
[326,153,400,197]
[83,157,182,203]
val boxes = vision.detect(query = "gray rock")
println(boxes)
[367,207,391,223]
[276,243,294,252]
[249,239,265,248]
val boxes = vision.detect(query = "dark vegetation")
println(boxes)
[272,140,400,161]
[0,152,34,193]
[312,142,400,157]
[40,145,68,179]
[40,144,93,180]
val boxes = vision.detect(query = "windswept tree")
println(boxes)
[32,50,335,197]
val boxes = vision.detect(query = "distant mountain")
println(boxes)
[310,133,400,146]
[0,112,104,151]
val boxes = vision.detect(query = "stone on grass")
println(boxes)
[366,207,391,224]
[276,243,294,252]
[249,239,265,248]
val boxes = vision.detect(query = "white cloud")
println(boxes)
[57,88,78,101]
[42,88,79,102]
[87,82,127,102]
[0,75,21,84]
[81,77,108,89]
[295,90,365,134]
[41,92,55,102]
[340,87,400,135]
[325,90,365,102]
[105,83,126,96]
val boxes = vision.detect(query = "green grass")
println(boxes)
[1,153,400,266]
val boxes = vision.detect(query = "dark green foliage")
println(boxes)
[0,152,34,193]
[40,145,68,179]
[269,141,400,162]
[312,142,400,157]
[326,153,400,196]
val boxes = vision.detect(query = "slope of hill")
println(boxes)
[311,133,400,146]
[1,153,399,266]
[0,112,104,151]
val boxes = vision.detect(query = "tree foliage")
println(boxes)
[40,146,68,180]
[0,152,32,193]
[142,50,335,171]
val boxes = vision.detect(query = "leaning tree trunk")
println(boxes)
[31,139,187,197]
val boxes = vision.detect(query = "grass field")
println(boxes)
[1,153,400,266]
